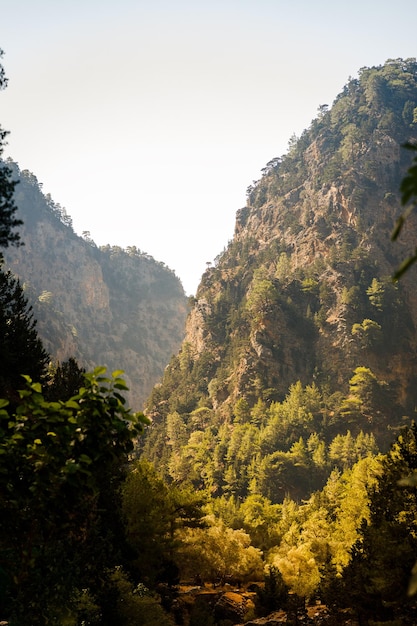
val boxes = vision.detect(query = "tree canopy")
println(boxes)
[0,368,148,623]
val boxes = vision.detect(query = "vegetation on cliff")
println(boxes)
[139,58,417,622]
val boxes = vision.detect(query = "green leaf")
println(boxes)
[391,215,405,241]
[393,250,417,281]
[64,459,78,473]
[65,400,80,410]
[0,398,9,409]
[112,369,125,378]
[48,401,63,411]
[18,389,31,398]
[114,381,128,391]
[113,392,126,404]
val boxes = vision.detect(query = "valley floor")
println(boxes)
[171,583,361,626]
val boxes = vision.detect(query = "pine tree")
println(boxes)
[0,268,49,399]
[45,357,85,401]
[340,424,417,622]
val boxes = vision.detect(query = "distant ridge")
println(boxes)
[3,163,188,409]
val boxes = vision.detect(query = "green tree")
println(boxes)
[274,252,292,284]
[122,459,204,586]
[0,268,49,401]
[239,493,282,551]
[45,357,86,401]
[341,284,361,309]
[339,123,364,164]
[0,367,147,624]
[340,425,417,622]
[99,567,175,626]
[233,397,251,423]
[122,460,177,585]
[307,432,327,469]
[329,431,356,469]
[177,519,263,584]
[366,277,385,311]
[246,269,278,323]
[270,543,321,599]
[256,450,312,503]
[256,565,289,615]
[341,367,393,435]
[351,318,382,349]
[224,422,260,497]
[330,455,382,573]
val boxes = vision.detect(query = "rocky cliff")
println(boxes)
[3,165,188,409]
[143,59,417,483]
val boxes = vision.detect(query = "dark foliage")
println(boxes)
[339,424,417,623]
[256,565,289,615]
[0,268,49,400]
[45,356,86,401]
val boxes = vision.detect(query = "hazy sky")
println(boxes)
[1,1,416,294]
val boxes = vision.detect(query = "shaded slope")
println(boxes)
[3,165,188,409]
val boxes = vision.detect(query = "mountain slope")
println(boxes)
[3,165,188,409]
[142,58,417,499]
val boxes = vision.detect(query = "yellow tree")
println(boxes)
[177,519,263,584]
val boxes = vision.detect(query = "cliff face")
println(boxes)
[212,142,417,407]
[3,166,188,409]
[145,59,417,430]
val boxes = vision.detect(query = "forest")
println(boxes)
[2,53,417,625]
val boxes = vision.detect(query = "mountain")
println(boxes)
[142,58,417,498]
[3,58,417,623]
[2,165,188,409]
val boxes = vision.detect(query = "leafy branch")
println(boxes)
[392,143,417,279]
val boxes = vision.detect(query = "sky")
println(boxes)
[1,1,416,295]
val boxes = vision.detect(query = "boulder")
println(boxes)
[214,591,248,623]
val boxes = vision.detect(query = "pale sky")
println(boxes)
[1,1,416,294]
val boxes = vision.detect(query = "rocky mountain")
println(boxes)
[142,58,417,496]
[2,165,188,409]
[3,58,417,624]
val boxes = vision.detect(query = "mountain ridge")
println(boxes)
[185,59,417,411]
[2,163,188,409]
[142,59,417,497]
